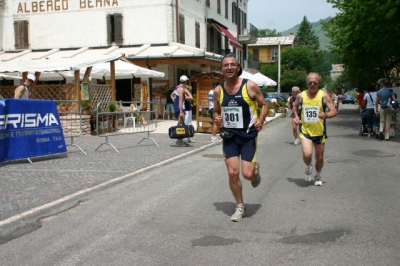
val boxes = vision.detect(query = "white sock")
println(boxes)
[237,203,245,208]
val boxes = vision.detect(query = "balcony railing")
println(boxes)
[249,23,258,39]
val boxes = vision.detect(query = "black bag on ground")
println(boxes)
[220,128,235,140]
[168,125,195,139]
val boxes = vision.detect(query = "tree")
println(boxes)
[295,16,320,51]
[260,46,320,92]
[324,0,400,87]
[258,29,282,37]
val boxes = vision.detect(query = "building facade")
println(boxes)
[248,33,295,64]
[0,0,257,101]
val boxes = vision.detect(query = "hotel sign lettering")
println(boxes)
[17,0,119,13]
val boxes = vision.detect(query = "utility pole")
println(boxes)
[278,41,281,93]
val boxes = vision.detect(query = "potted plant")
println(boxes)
[108,102,117,112]
[108,102,118,131]
[81,101,92,115]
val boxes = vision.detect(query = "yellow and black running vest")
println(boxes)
[219,79,258,138]
[299,90,327,137]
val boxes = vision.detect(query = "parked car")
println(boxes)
[342,94,355,104]
[265,93,288,103]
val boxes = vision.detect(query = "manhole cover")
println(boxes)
[202,154,224,159]
[326,159,360,164]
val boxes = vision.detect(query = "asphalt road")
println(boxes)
[1,104,400,265]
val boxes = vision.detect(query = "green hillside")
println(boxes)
[280,17,333,50]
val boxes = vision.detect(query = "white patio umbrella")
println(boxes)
[240,70,266,86]
[240,70,277,87]
[60,60,165,80]
[253,72,277,86]
[0,73,23,80]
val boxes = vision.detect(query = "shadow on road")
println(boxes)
[213,202,262,218]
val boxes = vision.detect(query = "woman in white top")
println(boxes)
[362,84,378,137]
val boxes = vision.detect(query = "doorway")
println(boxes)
[116,79,132,105]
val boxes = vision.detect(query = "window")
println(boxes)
[217,0,221,14]
[232,3,237,24]
[209,27,214,53]
[206,0,210,7]
[225,0,229,18]
[179,14,185,44]
[271,48,278,61]
[195,22,200,48]
[107,13,123,45]
[224,36,230,54]
[242,12,247,34]
[14,20,29,49]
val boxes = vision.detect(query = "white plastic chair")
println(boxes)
[122,106,136,129]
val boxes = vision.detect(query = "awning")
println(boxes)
[212,22,243,51]
[0,53,123,73]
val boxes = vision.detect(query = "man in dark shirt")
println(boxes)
[165,87,175,119]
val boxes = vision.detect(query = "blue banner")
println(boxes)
[0,99,66,162]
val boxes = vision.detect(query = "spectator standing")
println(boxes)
[184,85,195,143]
[293,73,337,186]
[14,74,36,99]
[357,90,365,114]
[333,92,340,110]
[172,75,192,146]
[375,78,395,141]
[165,87,175,119]
[289,86,301,145]
[213,54,268,222]
[362,84,378,137]
[209,81,221,142]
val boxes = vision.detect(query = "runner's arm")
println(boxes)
[213,86,222,127]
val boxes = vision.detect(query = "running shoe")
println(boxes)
[314,175,322,186]
[304,165,313,182]
[211,135,221,142]
[294,138,300,146]
[230,206,246,222]
[251,162,261,188]
[187,139,196,143]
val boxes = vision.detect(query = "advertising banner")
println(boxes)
[0,99,66,162]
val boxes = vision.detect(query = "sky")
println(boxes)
[247,0,338,32]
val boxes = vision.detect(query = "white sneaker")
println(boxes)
[211,135,220,142]
[314,175,322,186]
[230,206,246,222]
[294,138,300,146]
[304,165,313,182]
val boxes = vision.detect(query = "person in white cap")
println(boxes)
[171,75,193,146]
[14,74,36,99]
